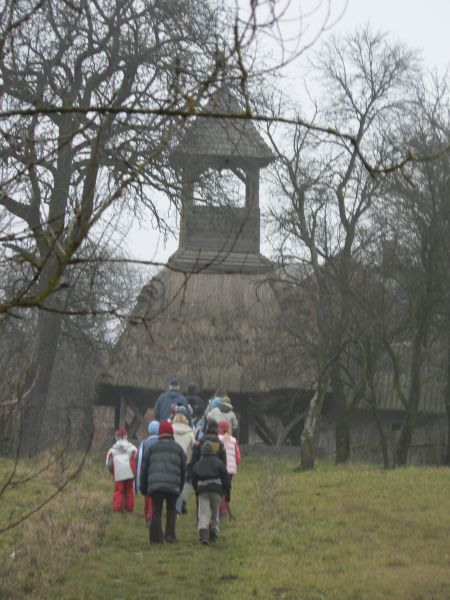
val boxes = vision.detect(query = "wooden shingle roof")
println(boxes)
[99,268,314,394]
[171,86,274,165]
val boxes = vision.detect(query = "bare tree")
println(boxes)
[375,73,450,466]
[0,0,230,455]
[267,28,416,467]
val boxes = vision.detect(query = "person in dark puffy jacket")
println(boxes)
[188,419,227,481]
[140,420,186,544]
[191,440,230,545]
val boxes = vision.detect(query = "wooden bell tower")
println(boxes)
[169,86,275,273]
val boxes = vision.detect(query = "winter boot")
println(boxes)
[199,528,209,545]
[209,528,218,543]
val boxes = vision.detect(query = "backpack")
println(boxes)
[194,417,207,441]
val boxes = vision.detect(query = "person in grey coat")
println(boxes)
[140,420,186,544]
[207,395,238,436]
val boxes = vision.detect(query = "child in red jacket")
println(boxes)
[106,428,137,512]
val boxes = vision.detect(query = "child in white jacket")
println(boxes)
[106,428,137,512]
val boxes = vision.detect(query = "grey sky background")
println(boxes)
[338,0,449,69]
[125,0,450,265]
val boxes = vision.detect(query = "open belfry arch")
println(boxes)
[96,86,312,446]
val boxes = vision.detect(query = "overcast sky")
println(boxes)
[126,0,450,265]
[336,0,449,69]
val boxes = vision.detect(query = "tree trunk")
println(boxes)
[335,407,351,464]
[365,362,390,468]
[395,407,417,466]
[369,400,390,468]
[445,321,450,465]
[19,310,62,457]
[331,365,351,464]
[395,340,422,467]
[299,372,329,470]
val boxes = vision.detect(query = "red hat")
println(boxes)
[115,427,127,439]
[218,420,229,434]
[159,420,174,436]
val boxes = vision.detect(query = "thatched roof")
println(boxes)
[99,263,446,417]
[171,86,274,167]
[99,267,312,395]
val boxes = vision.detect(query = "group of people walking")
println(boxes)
[105,379,241,546]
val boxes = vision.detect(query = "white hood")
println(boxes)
[173,423,194,461]
[109,439,136,481]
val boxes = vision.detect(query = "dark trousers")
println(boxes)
[149,491,178,544]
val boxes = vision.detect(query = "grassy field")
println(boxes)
[1,452,450,599]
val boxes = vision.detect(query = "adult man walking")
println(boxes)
[154,378,190,423]
[140,420,186,544]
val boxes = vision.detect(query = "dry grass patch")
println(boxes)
[0,452,110,598]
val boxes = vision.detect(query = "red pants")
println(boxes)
[113,479,134,512]
[144,495,153,522]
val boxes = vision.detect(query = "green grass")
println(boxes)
[2,454,450,599]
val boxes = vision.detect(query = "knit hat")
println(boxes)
[210,398,221,410]
[159,420,174,437]
[218,420,229,434]
[221,396,233,407]
[201,440,214,456]
[148,420,160,436]
[175,404,188,416]
[115,427,127,439]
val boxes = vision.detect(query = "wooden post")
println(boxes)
[248,414,257,445]
[114,397,120,431]
[119,393,127,429]
[254,415,277,445]
[237,398,249,444]
[129,400,150,437]
[245,167,259,209]
[128,416,141,439]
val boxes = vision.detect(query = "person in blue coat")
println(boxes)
[154,378,191,424]
[135,420,160,525]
